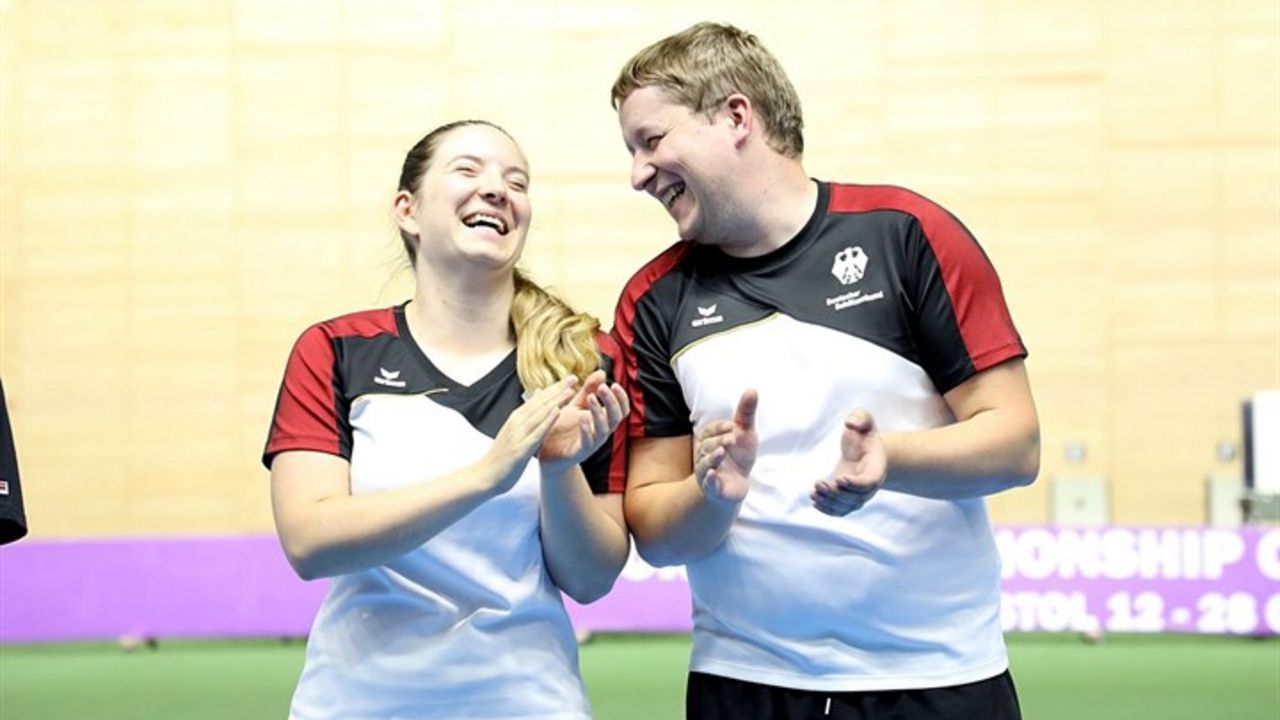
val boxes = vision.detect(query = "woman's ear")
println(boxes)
[393,190,419,237]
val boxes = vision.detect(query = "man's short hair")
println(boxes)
[611,22,805,158]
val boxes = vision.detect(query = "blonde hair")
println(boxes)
[611,22,804,158]
[511,269,601,390]
[397,120,601,392]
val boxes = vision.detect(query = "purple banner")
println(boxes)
[0,536,689,643]
[565,559,692,633]
[995,527,1280,636]
[1,527,1276,643]
[0,536,328,643]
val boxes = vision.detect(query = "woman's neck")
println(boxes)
[406,267,515,357]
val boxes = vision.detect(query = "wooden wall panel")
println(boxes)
[0,0,1275,537]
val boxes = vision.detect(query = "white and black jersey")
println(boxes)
[0,379,27,545]
[613,181,1026,692]
[264,303,625,720]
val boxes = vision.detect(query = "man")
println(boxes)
[609,22,1040,720]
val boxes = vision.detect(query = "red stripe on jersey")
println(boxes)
[610,242,691,439]
[267,326,342,459]
[265,308,400,463]
[828,184,1021,372]
[326,308,400,339]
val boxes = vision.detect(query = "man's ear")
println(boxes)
[722,93,754,147]
[393,190,419,237]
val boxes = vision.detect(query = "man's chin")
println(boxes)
[675,223,701,244]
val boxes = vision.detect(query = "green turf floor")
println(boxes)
[1,634,1276,719]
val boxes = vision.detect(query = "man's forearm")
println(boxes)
[625,476,741,566]
[881,408,1040,500]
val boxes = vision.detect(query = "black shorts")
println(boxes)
[686,670,1022,720]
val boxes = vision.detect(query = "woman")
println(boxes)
[263,120,630,719]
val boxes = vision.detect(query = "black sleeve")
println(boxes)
[902,205,1026,394]
[628,291,693,438]
[0,379,29,545]
[578,332,628,494]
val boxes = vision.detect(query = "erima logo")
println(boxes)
[691,303,724,328]
[831,246,868,285]
[373,367,407,388]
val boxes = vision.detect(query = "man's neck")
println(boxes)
[721,159,818,259]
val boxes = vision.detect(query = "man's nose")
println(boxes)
[630,153,656,192]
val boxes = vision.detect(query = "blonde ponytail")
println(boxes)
[510,269,601,391]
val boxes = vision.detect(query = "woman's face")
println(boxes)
[396,124,532,275]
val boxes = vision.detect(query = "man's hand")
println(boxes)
[693,389,759,507]
[812,408,886,516]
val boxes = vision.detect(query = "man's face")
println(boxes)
[618,86,736,245]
